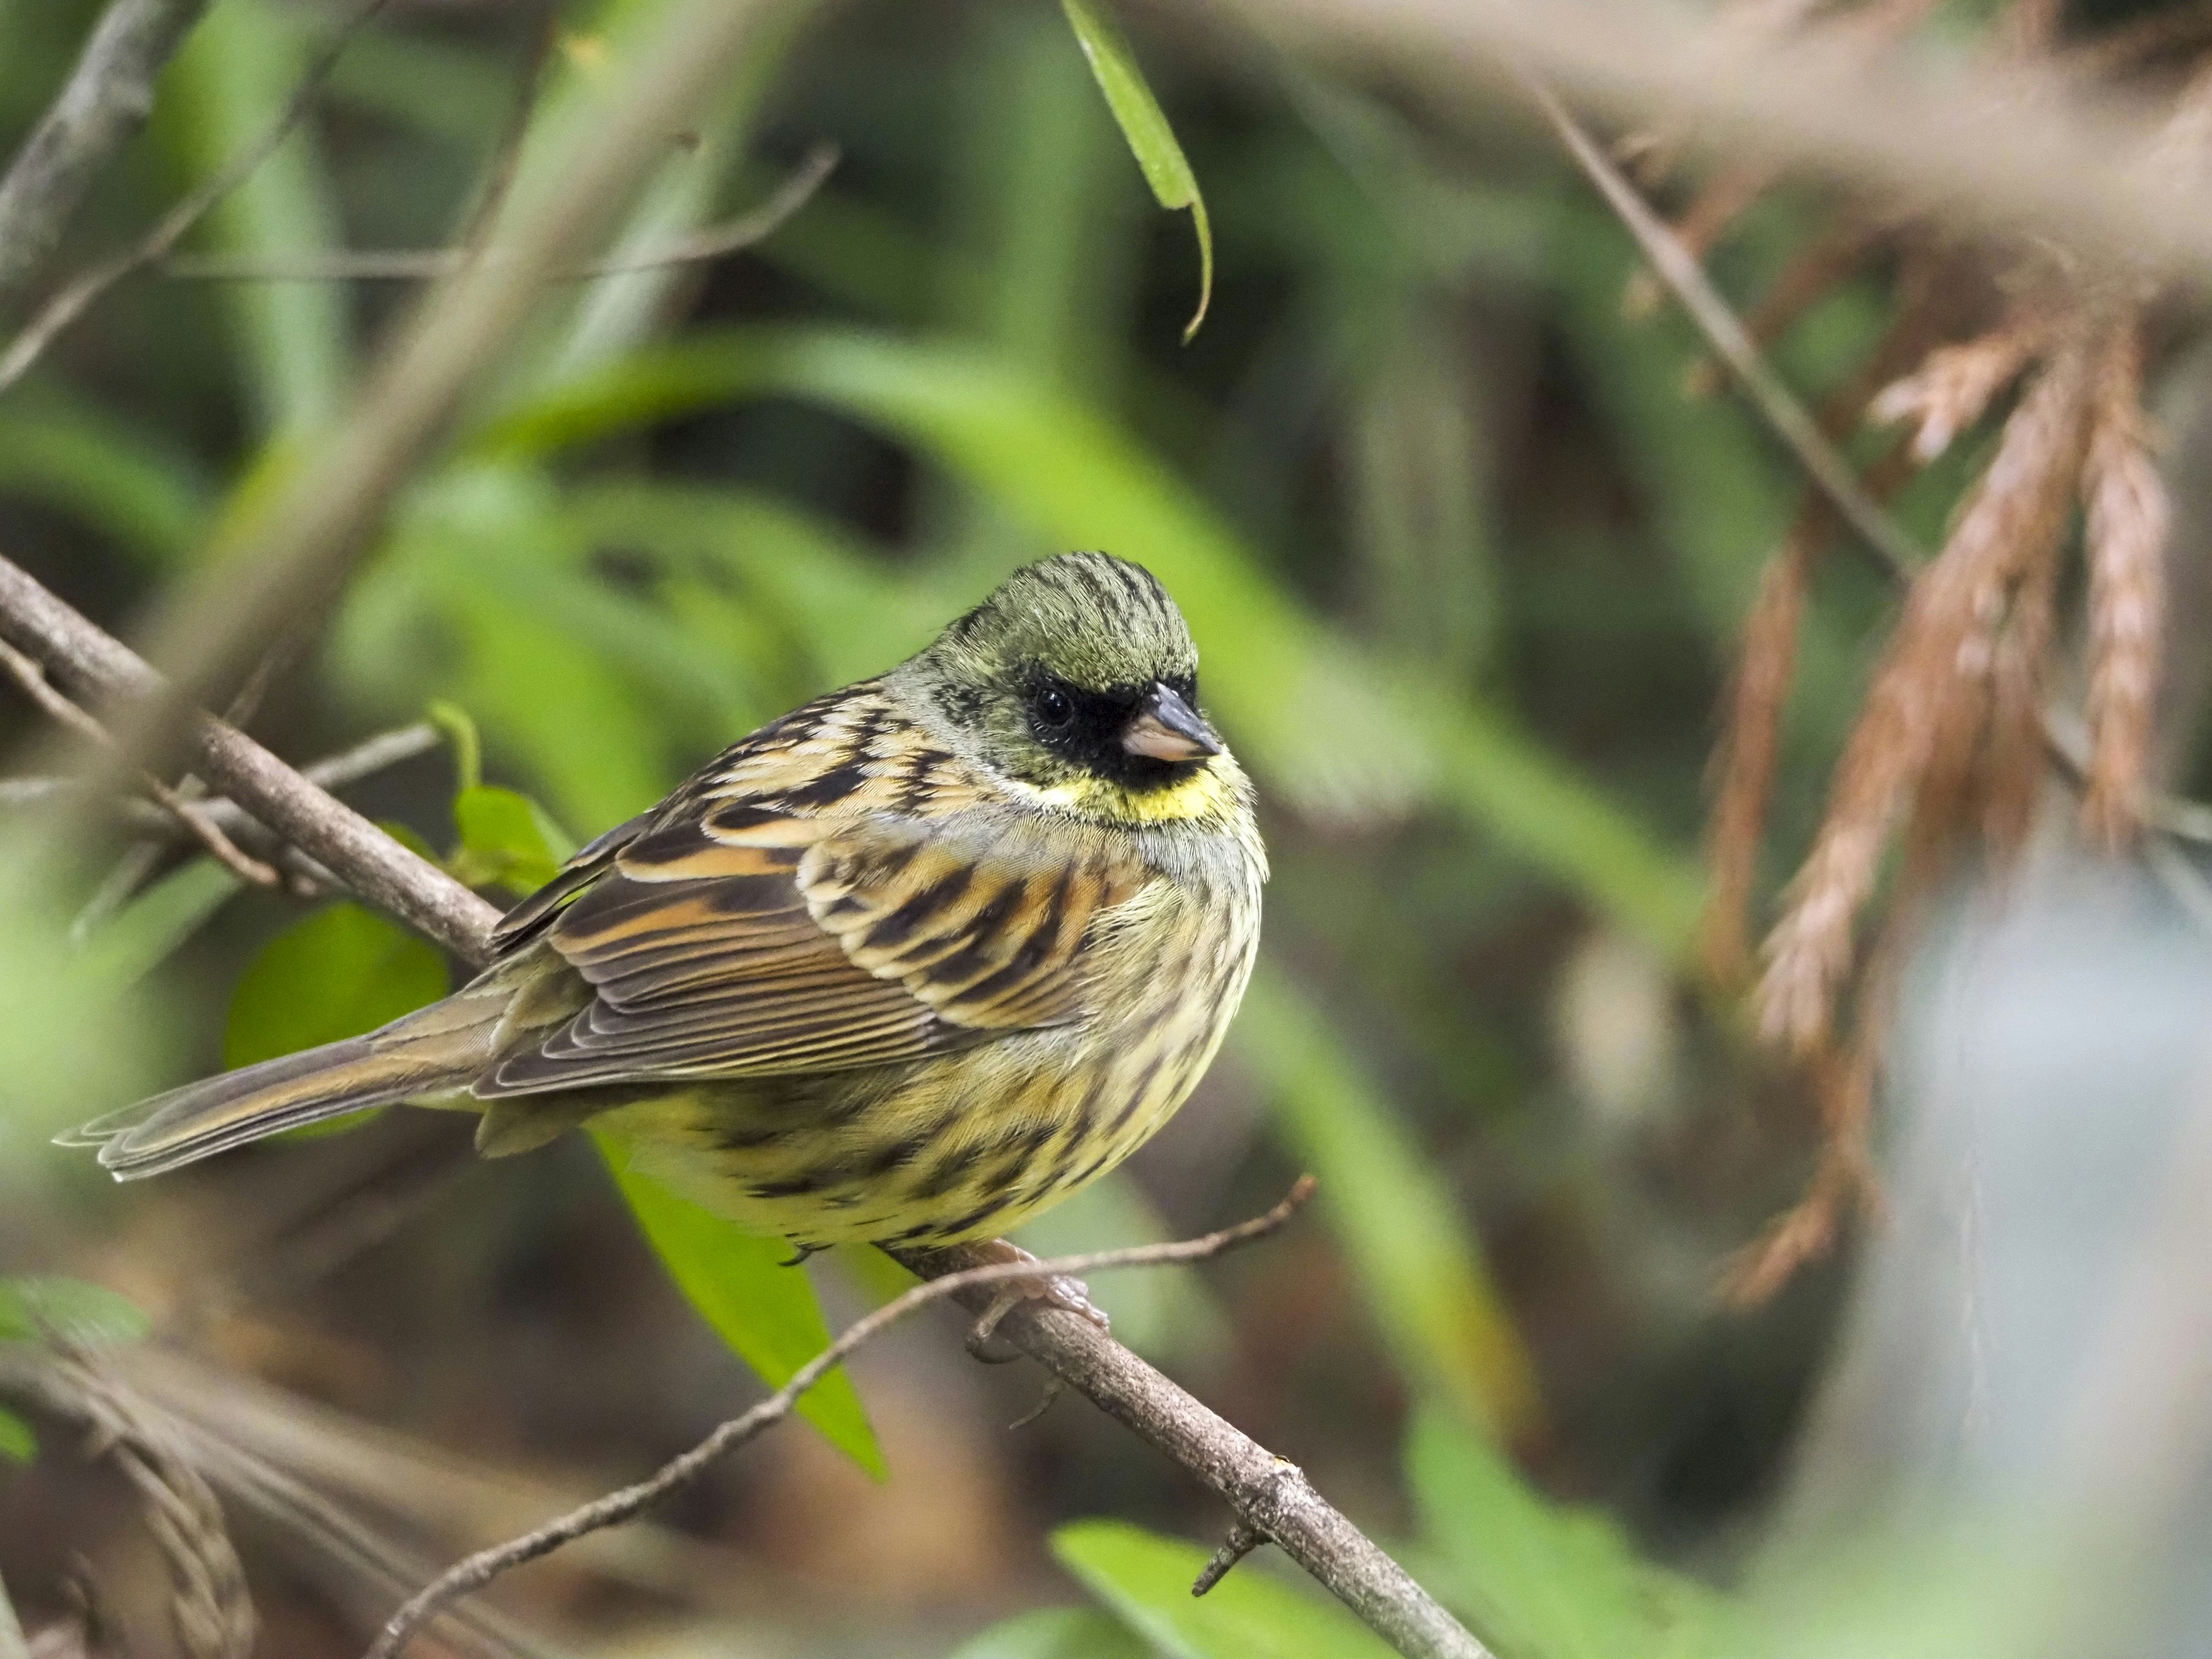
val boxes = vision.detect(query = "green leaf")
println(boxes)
[426,700,483,794]
[67,859,241,995]
[1236,966,1542,1438]
[0,1408,34,1466]
[596,1136,884,1477]
[1059,0,1213,340]
[223,902,449,1140]
[0,399,212,565]
[1407,1406,1726,1659]
[1054,1521,1397,1659]
[950,1607,1154,1659]
[0,1277,150,1346]
[452,786,574,898]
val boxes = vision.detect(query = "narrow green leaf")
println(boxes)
[0,1277,150,1346]
[0,400,212,565]
[1237,966,1542,1438]
[225,903,449,1070]
[1054,1521,1398,1659]
[451,786,573,897]
[950,1606,1154,1659]
[0,1409,34,1466]
[67,860,241,995]
[596,1136,884,1477]
[1406,1406,1726,1659]
[1058,0,1212,340]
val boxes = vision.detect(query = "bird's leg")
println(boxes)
[963,1237,1109,1362]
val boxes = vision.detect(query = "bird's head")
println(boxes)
[901,551,1240,824]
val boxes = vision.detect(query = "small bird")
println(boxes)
[67,552,1266,1279]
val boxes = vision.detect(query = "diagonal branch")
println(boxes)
[0,551,1487,1659]
[365,1181,1320,1659]
[0,0,211,313]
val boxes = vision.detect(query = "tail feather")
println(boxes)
[67,1032,483,1181]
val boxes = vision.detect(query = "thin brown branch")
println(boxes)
[0,636,279,887]
[366,1181,1326,1659]
[161,144,840,283]
[0,0,393,394]
[0,0,211,310]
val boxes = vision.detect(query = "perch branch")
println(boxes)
[365,1183,1320,1659]
[0,0,210,311]
[0,0,392,394]
[161,143,839,282]
[0,552,1486,1659]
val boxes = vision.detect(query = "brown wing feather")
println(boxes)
[474,684,1151,1099]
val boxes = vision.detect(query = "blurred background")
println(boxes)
[2,0,2210,1655]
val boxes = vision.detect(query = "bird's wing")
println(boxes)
[475,687,1147,1098]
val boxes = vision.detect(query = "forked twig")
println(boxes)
[0,637,278,886]
[365,1180,1318,1659]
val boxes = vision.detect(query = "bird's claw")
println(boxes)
[962,1241,1110,1362]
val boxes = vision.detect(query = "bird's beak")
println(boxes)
[1121,681,1222,762]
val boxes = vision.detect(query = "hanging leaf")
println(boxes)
[596,1136,884,1477]
[1054,1521,1398,1659]
[1059,0,1213,341]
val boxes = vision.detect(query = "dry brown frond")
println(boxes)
[1716,1122,1871,1307]
[1984,511,2065,854]
[1758,343,2094,1054]
[2081,321,2169,846]
[1705,525,1817,987]
[1869,312,2050,461]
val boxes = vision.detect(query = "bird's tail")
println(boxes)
[61,998,502,1180]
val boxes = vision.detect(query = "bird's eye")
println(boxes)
[1035,684,1074,728]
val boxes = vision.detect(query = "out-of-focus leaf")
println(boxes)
[426,701,484,794]
[1059,0,1212,340]
[596,1136,883,1477]
[0,1410,34,1466]
[160,0,347,433]
[0,1277,150,1346]
[1237,965,1542,1438]
[479,328,1703,959]
[67,860,241,995]
[1406,1405,1727,1659]
[322,25,509,150]
[224,903,448,1070]
[0,1562,28,1656]
[0,401,211,564]
[451,785,574,898]
[1054,1521,1397,1659]
[950,1606,1154,1659]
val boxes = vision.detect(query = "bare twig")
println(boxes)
[0,636,278,887]
[0,0,211,310]
[366,1181,1325,1659]
[0,0,393,393]
[1193,1516,1268,1596]
[161,144,840,283]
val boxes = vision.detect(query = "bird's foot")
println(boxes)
[962,1238,1109,1362]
